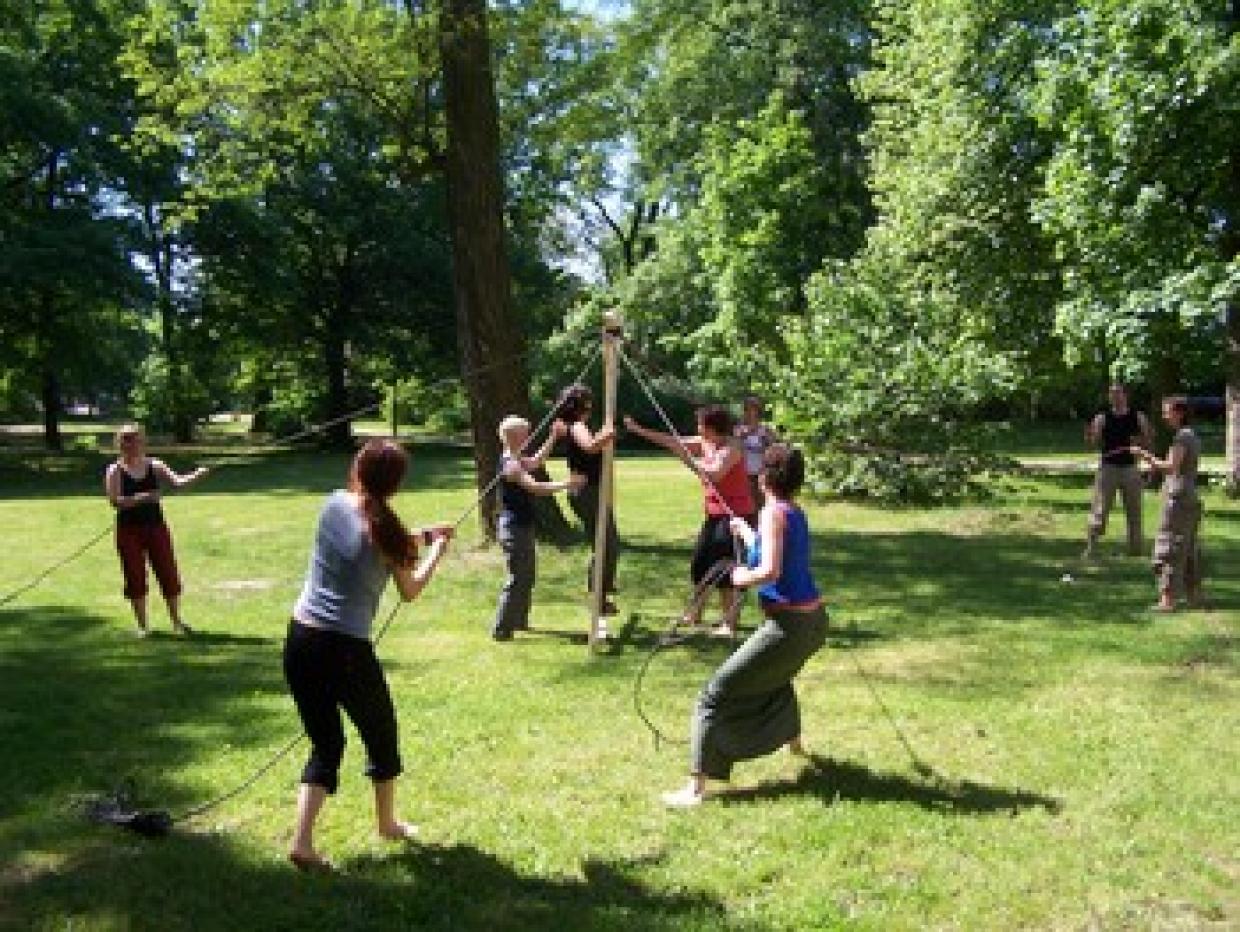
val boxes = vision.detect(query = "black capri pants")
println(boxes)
[690,514,753,590]
[283,621,402,794]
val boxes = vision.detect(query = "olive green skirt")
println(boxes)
[691,604,828,781]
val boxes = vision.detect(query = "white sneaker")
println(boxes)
[660,786,705,808]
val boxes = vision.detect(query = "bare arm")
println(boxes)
[152,459,209,489]
[391,535,450,602]
[695,441,744,482]
[622,416,703,457]
[105,463,161,510]
[505,458,583,497]
[1133,440,1186,476]
[728,514,757,551]
[732,504,784,588]
[570,421,615,455]
[519,422,564,472]
[1085,414,1103,446]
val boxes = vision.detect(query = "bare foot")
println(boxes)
[708,623,735,639]
[378,821,418,842]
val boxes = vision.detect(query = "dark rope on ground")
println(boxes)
[630,557,737,751]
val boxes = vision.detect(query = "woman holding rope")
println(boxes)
[104,424,209,636]
[491,415,584,641]
[555,384,619,614]
[624,405,755,637]
[1130,395,1206,612]
[284,438,452,871]
[662,443,828,807]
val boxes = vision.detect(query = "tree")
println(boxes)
[0,0,146,447]
[1032,0,1239,485]
[440,0,571,538]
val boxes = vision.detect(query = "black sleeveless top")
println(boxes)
[1101,411,1140,467]
[565,426,601,485]
[497,455,535,526]
[117,461,164,526]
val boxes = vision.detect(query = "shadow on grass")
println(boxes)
[719,754,1061,817]
[0,604,292,826]
[5,828,725,931]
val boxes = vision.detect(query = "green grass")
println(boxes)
[987,419,1228,472]
[0,445,1236,930]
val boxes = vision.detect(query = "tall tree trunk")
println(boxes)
[40,156,62,451]
[150,208,192,444]
[438,0,570,540]
[323,303,352,450]
[1227,300,1239,495]
[40,358,62,452]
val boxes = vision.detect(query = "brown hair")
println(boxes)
[696,404,734,437]
[761,444,805,499]
[1162,395,1191,423]
[349,439,416,567]
[557,384,593,423]
[115,423,144,450]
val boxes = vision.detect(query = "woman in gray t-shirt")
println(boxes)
[1132,395,1205,611]
[284,439,452,872]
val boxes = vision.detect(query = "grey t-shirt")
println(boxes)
[1164,427,1201,498]
[293,490,390,639]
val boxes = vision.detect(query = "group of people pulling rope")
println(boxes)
[3,348,1210,870]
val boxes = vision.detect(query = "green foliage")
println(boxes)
[774,261,1016,501]
[1031,0,1240,388]
[127,352,212,435]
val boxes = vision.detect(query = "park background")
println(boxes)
[1,0,1238,928]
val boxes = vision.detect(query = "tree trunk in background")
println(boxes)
[323,303,353,450]
[40,358,62,452]
[1227,300,1239,495]
[438,0,570,540]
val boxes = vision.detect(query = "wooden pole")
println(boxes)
[590,311,622,649]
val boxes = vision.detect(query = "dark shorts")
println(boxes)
[283,621,402,793]
[690,514,754,590]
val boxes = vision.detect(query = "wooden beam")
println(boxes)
[589,311,623,649]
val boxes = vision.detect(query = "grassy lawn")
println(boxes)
[987,419,1228,472]
[0,443,1236,930]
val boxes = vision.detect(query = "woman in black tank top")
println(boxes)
[555,384,619,615]
[104,424,210,636]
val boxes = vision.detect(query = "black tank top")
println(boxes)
[1101,411,1140,466]
[497,455,534,526]
[565,427,601,485]
[117,461,164,526]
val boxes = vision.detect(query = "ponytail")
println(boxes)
[349,439,416,567]
[361,494,417,568]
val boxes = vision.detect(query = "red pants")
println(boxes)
[115,522,182,600]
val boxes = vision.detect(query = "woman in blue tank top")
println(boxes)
[663,443,828,807]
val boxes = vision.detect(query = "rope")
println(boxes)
[0,526,114,610]
[447,345,604,532]
[0,345,579,610]
[631,558,736,750]
[170,346,605,828]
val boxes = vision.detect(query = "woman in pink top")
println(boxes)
[624,405,755,636]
